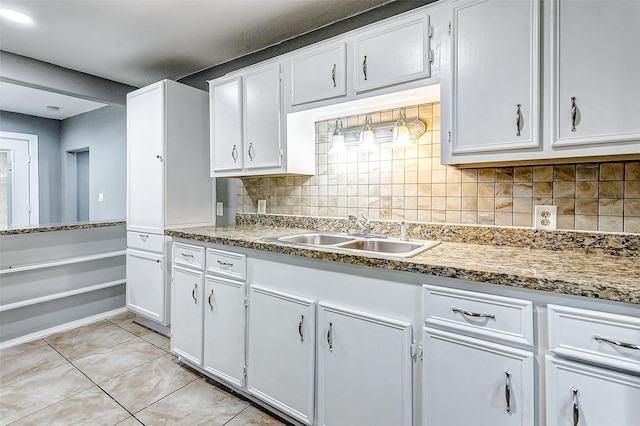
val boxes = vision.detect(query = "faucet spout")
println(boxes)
[349,211,370,235]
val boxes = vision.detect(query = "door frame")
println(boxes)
[0,131,39,227]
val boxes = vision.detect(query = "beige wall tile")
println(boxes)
[600,163,624,180]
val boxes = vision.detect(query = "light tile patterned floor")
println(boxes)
[0,312,289,426]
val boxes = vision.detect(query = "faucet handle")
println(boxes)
[358,211,369,222]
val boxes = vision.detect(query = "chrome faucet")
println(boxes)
[349,211,370,235]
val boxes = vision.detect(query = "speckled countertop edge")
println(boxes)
[166,223,640,305]
[0,220,126,236]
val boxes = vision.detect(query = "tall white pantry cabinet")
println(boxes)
[126,79,213,330]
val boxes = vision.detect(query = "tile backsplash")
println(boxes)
[237,102,640,234]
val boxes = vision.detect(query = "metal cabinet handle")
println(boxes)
[139,234,149,241]
[217,260,233,269]
[594,335,640,350]
[452,307,496,319]
[572,387,579,426]
[327,322,333,351]
[208,289,214,311]
[156,154,163,162]
[362,55,368,81]
[515,104,522,137]
[571,97,577,132]
[505,370,512,413]
[331,64,336,87]
[248,142,255,161]
[192,283,198,304]
[181,252,194,259]
[298,315,304,342]
[231,144,238,163]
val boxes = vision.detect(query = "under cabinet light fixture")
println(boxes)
[328,118,347,154]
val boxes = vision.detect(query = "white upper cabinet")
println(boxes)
[210,76,243,173]
[290,43,346,105]
[354,14,432,93]
[550,0,640,149]
[443,0,540,162]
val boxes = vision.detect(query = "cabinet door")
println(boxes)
[354,15,431,92]
[446,0,540,156]
[244,64,282,170]
[203,276,246,388]
[318,303,413,426]
[126,249,167,324]
[290,43,346,105]
[210,76,243,173]
[247,286,315,425]
[126,82,165,233]
[551,0,640,147]
[423,327,534,426]
[546,356,640,426]
[170,266,204,365]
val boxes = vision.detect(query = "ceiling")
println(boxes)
[0,0,393,89]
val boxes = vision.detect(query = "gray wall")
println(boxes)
[0,111,62,224]
[60,105,126,222]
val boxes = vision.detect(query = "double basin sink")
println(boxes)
[265,232,440,258]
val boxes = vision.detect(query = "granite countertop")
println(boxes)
[166,222,640,305]
[0,220,126,236]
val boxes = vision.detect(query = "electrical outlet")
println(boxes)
[534,205,557,230]
[257,199,267,214]
[216,202,224,216]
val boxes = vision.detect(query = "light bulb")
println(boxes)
[358,114,377,151]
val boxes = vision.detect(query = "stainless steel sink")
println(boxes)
[275,233,356,246]
[336,239,439,257]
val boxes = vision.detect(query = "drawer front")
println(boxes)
[127,231,165,253]
[548,304,640,373]
[206,248,246,281]
[423,285,534,346]
[172,243,205,270]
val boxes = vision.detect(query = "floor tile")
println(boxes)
[0,363,93,426]
[141,330,171,352]
[136,378,249,425]
[0,345,67,387]
[109,313,153,337]
[226,406,288,426]
[11,386,130,426]
[116,417,143,425]
[107,311,137,324]
[44,320,111,346]
[101,353,199,413]
[0,339,48,360]
[48,323,135,361]
[73,338,165,384]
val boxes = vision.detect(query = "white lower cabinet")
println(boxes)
[247,285,316,425]
[317,303,413,426]
[170,265,204,365]
[126,248,167,324]
[423,328,534,426]
[545,356,640,426]
[202,275,246,388]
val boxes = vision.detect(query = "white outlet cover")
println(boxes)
[216,202,224,216]
[534,205,557,230]
[257,199,267,214]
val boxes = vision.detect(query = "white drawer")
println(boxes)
[548,304,640,373]
[172,243,205,270]
[423,285,534,346]
[206,248,246,281]
[127,231,165,253]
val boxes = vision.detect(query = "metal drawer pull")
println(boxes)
[248,142,255,161]
[594,335,639,350]
[156,154,163,162]
[362,55,367,81]
[331,64,336,87]
[515,104,522,136]
[217,260,234,269]
[571,387,579,426]
[191,283,198,304]
[452,307,496,319]
[139,234,149,241]
[208,289,214,311]
[181,252,194,259]
[505,370,512,413]
[231,144,238,163]
[570,97,577,132]
[327,322,333,352]
[298,315,304,342]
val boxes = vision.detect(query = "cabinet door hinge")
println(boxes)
[419,342,423,361]
[279,72,283,81]
[429,50,434,63]
[410,340,417,360]
[447,129,452,143]
[428,25,433,38]
[244,297,250,308]
[280,148,284,158]
[243,364,248,377]
[27,204,32,213]
[448,21,452,35]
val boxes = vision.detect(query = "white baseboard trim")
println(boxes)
[0,306,128,350]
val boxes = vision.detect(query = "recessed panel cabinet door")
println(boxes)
[318,303,413,426]
[210,76,243,173]
[243,64,282,170]
[546,357,640,426]
[203,276,246,388]
[290,43,347,105]
[423,328,534,426]
[126,83,165,233]
[170,266,204,365]
[126,249,166,323]
[551,0,640,147]
[448,0,540,155]
[247,286,315,425]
